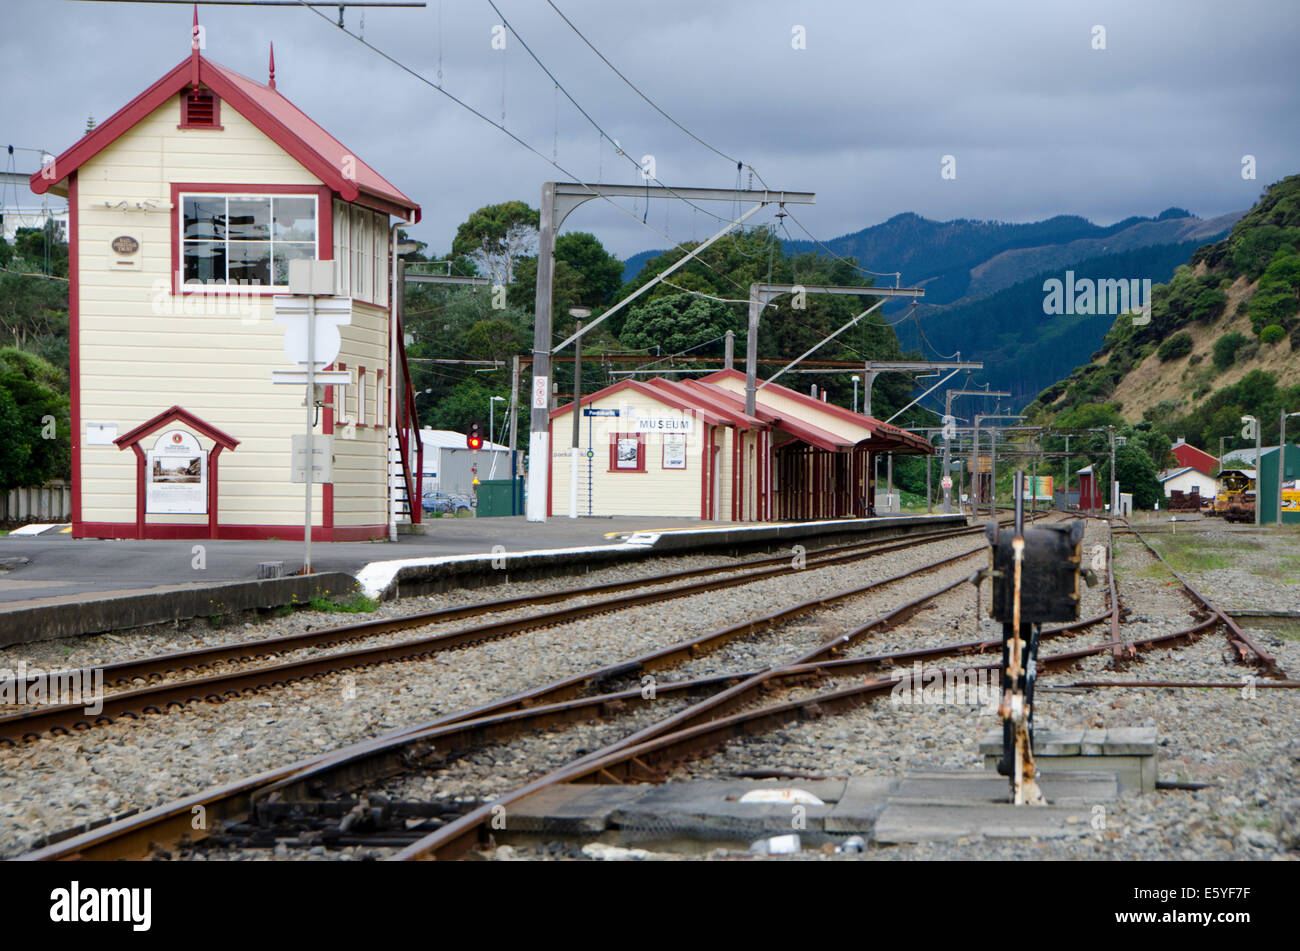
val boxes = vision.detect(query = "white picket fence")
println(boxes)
[1,481,72,523]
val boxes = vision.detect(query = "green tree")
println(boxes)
[450,201,539,286]
[554,232,624,305]
[1115,444,1161,509]
[0,347,70,489]
[619,294,736,355]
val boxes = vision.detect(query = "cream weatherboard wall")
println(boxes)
[549,391,708,519]
[75,92,389,534]
[331,301,390,528]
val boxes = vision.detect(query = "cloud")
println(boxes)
[5,0,1296,259]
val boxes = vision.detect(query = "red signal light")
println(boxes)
[467,434,482,450]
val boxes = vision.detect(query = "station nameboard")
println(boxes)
[630,416,694,434]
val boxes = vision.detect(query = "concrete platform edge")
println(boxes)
[365,514,967,600]
[0,514,964,645]
[0,573,358,647]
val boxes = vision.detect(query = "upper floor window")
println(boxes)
[181,193,317,287]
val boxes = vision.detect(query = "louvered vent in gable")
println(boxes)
[180,88,222,129]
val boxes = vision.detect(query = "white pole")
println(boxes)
[389,222,402,541]
[304,293,315,574]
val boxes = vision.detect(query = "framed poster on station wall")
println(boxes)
[146,429,208,514]
[662,434,687,469]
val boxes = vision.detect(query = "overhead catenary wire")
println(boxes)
[296,1,946,380]
[288,0,772,303]
[483,0,735,226]
[544,0,743,169]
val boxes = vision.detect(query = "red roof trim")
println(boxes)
[114,405,240,451]
[644,378,763,429]
[686,383,850,452]
[699,368,931,453]
[548,378,730,427]
[31,54,419,223]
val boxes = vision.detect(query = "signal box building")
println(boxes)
[548,369,932,520]
[31,24,423,539]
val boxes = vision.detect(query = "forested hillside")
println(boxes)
[1027,175,1300,461]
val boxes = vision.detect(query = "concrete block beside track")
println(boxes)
[980,728,1157,794]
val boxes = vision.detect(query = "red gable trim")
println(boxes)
[699,368,932,454]
[31,54,420,223]
[114,405,240,451]
[644,378,764,429]
[548,378,731,428]
[687,383,851,453]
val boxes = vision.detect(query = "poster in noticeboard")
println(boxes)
[146,429,207,514]
[663,434,687,469]
[616,437,640,469]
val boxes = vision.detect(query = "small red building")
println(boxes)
[1171,438,1217,477]
[1075,464,1105,511]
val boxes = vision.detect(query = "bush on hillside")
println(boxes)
[1213,332,1250,370]
[1261,324,1286,344]
[1157,332,1194,361]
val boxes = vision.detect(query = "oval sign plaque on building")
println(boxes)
[111,235,140,255]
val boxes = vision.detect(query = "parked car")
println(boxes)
[421,491,473,515]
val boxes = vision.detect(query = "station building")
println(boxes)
[31,25,422,540]
[547,369,932,520]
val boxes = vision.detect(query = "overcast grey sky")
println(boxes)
[3,0,1297,263]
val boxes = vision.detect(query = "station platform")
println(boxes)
[0,513,966,646]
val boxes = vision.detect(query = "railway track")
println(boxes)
[19,514,1069,859]
[23,510,1284,861]
[0,521,996,744]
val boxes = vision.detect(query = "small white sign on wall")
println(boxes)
[85,423,118,446]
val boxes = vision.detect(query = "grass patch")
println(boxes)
[1148,536,1236,572]
[308,593,380,614]
[1247,618,1300,641]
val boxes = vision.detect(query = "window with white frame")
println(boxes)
[181,193,316,287]
[330,200,390,304]
[333,199,351,297]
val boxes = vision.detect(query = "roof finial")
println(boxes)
[190,4,202,88]
[269,42,276,89]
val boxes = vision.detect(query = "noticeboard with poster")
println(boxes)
[663,434,687,469]
[616,436,640,469]
[146,429,207,514]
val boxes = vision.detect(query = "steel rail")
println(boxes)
[0,523,978,699]
[0,527,998,744]
[23,536,1082,861]
[396,610,1219,860]
[1119,519,1283,677]
[1063,680,1300,689]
